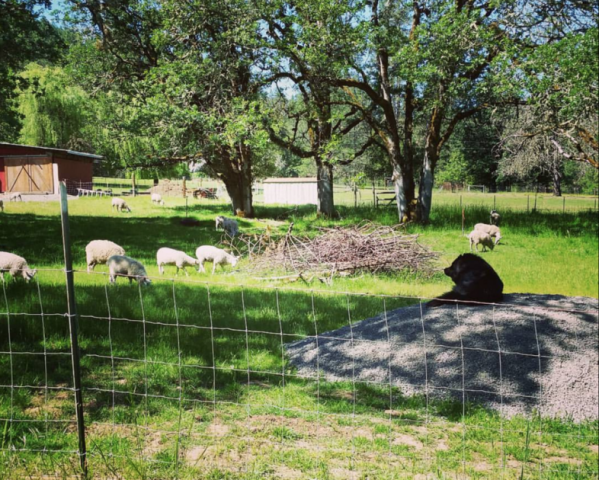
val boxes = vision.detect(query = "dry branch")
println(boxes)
[232,221,437,281]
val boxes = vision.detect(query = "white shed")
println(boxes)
[263,177,318,205]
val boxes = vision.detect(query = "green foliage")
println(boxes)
[15,63,89,149]
[0,0,64,140]
[435,151,471,185]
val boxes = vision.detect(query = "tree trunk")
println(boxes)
[392,164,409,222]
[223,175,254,217]
[222,147,254,217]
[551,165,562,197]
[418,148,437,223]
[316,161,335,217]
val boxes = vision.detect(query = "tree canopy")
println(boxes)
[3,0,597,215]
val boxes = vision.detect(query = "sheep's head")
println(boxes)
[229,255,239,267]
[23,268,37,282]
[215,216,225,230]
[139,276,152,286]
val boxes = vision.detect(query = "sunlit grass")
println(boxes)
[0,194,597,478]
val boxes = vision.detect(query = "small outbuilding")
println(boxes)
[262,177,318,205]
[0,143,102,196]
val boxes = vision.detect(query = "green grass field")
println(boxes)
[1,193,597,479]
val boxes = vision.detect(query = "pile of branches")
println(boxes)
[226,221,437,282]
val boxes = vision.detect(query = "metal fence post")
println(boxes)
[60,182,87,477]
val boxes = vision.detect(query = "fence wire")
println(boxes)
[0,268,598,479]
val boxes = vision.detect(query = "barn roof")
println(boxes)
[0,142,103,160]
[263,177,317,183]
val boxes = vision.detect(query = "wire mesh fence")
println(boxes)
[1,266,597,479]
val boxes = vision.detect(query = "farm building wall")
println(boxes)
[0,144,99,194]
[263,179,318,205]
[56,156,94,194]
[0,158,4,192]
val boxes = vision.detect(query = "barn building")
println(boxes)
[262,177,318,205]
[0,143,102,196]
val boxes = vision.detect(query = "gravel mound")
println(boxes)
[286,294,598,421]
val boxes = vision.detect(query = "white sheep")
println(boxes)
[111,197,132,213]
[474,223,502,245]
[156,247,198,276]
[151,193,165,206]
[215,215,239,237]
[85,240,126,273]
[490,210,501,226]
[195,246,239,274]
[8,192,22,201]
[469,230,494,252]
[0,252,37,282]
[107,255,151,285]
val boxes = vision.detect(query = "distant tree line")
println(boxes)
[1,0,597,219]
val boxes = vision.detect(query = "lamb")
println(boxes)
[195,246,239,274]
[0,252,37,282]
[215,215,239,237]
[85,240,126,273]
[151,193,165,206]
[107,255,151,285]
[469,230,494,252]
[490,210,501,226]
[474,223,502,245]
[156,247,198,276]
[111,197,132,213]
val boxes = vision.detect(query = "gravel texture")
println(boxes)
[286,294,598,421]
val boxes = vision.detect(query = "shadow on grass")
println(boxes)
[1,279,596,428]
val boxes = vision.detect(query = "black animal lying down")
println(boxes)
[428,253,504,307]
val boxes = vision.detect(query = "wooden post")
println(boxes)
[372,179,376,207]
[461,208,465,235]
[494,195,496,210]
[182,177,187,198]
[534,191,538,212]
[132,170,136,197]
[563,196,565,213]
[59,182,87,477]
[527,195,530,213]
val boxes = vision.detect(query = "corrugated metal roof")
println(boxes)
[262,177,317,183]
[0,143,103,160]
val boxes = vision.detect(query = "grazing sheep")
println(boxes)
[474,223,502,245]
[85,240,126,273]
[0,252,37,282]
[469,230,494,252]
[195,246,239,274]
[151,193,165,206]
[111,197,132,213]
[156,247,198,276]
[107,255,151,285]
[490,210,501,226]
[215,215,239,237]
[8,192,22,201]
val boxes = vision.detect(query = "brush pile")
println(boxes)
[228,221,437,281]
